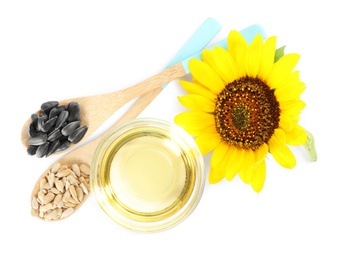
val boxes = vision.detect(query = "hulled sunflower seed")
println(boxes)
[55,169,71,178]
[53,194,62,207]
[60,208,74,219]
[55,180,64,193]
[51,163,61,173]
[50,187,60,194]
[80,183,88,195]
[42,192,55,204]
[39,177,47,190]
[48,172,55,186]
[80,164,90,175]
[40,203,53,212]
[67,175,79,186]
[71,164,80,177]
[76,186,83,202]
[62,190,71,203]
[31,197,39,210]
[69,185,78,201]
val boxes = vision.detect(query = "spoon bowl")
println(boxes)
[22,63,186,155]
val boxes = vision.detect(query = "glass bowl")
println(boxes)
[90,118,205,232]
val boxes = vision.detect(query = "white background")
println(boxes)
[1,0,342,259]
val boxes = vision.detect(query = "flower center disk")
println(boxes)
[214,76,280,150]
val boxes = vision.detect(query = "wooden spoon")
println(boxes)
[21,62,186,154]
[30,84,179,221]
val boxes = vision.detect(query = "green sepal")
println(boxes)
[274,45,286,63]
[304,129,317,162]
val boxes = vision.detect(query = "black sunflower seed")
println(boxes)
[37,114,48,132]
[27,145,38,156]
[47,129,62,141]
[61,121,80,136]
[46,140,60,157]
[28,132,47,146]
[26,100,87,157]
[31,113,38,126]
[56,140,71,152]
[67,102,81,122]
[48,108,61,119]
[68,126,88,144]
[42,116,58,133]
[55,110,69,129]
[27,123,37,137]
[36,142,49,158]
[41,101,59,114]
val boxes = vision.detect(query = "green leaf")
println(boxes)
[274,45,286,63]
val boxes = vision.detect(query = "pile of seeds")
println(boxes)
[26,101,88,157]
[31,163,90,221]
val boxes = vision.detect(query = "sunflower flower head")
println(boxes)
[175,30,310,192]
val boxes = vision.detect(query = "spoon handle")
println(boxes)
[114,18,222,127]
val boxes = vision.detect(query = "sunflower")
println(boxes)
[174,30,307,192]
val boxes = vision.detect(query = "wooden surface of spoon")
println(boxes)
[22,62,186,153]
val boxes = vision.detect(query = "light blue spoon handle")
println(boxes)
[181,23,266,74]
[161,18,222,88]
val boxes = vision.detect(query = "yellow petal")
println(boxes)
[238,149,255,184]
[225,147,245,181]
[210,141,229,168]
[259,36,277,81]
[212,46,239,83]
[269,129,296,168]
[177,94,215,113]
[285,125,307,146]
[251,160,266,193]
[209,151,229,184]
[267,54,300,89]
[195,132,222,155]
[174,112,216,136]
[245,34,263,77]
[279,99,306,112]
[179,80,217,100]
[201,49,216,69]
[209,167,225,184]
[275,81,305,103]
[270,70,301,89]
[279,114,298,132]
[188,58,225,94]
[228,30,248,77]
[255,143,269,165]
[175,111,213,129]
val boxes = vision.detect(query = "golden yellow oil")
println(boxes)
[98,126,196,222]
